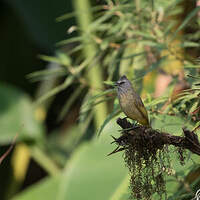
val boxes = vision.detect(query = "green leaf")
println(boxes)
[0,84,44,144]
[184,64,200,69]
[57,123,129,200]
[12,176,60,200]
[182,41,200,48]
[38,55,60,63]
[56,36,84,46]
[103,81,116,87]
[132,31,156,40]
[56,5,103,22]
[81,97,113,116]
[12,122,129,200]
[117,51,146,61]
[35,76,75,105]
[109,174,130,200]
[27,68,67,81]
[56,51,72,66]
[86,89,115,106]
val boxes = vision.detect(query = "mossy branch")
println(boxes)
[110,118,200,156]
[108,118,200,199]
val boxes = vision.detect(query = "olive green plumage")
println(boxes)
[116,75,149,126]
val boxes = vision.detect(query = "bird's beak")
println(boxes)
[114,82,118,87]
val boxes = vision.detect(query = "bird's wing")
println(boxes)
[134,94,149,125]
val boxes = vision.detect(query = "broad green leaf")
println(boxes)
[12,176,60,200]
[109,174,130,200]
[0,83,44,144]
[12,120,129,200]
[56,122,129,200]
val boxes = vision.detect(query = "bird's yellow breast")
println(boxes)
[119,93,149,126]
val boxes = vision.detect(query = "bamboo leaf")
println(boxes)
[35,76,75,106]
[39,55,60,63]
[56,36,84,46]
[56,5,103,22]
[27,68,67,80]
[86,89,115,105]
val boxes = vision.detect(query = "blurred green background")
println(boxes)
[0,0,200,199]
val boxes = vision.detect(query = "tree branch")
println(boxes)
[109,118,200,156]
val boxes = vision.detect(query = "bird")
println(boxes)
[115,75,150,126]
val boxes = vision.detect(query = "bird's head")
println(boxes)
[115,75,132,92]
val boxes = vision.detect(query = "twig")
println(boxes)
[0,134,18,164]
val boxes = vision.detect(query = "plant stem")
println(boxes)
[73,0,108,128]
[31,146,60,176]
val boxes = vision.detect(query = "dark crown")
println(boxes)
[119,75,128,81]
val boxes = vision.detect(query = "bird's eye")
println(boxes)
[119,81,125,85]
